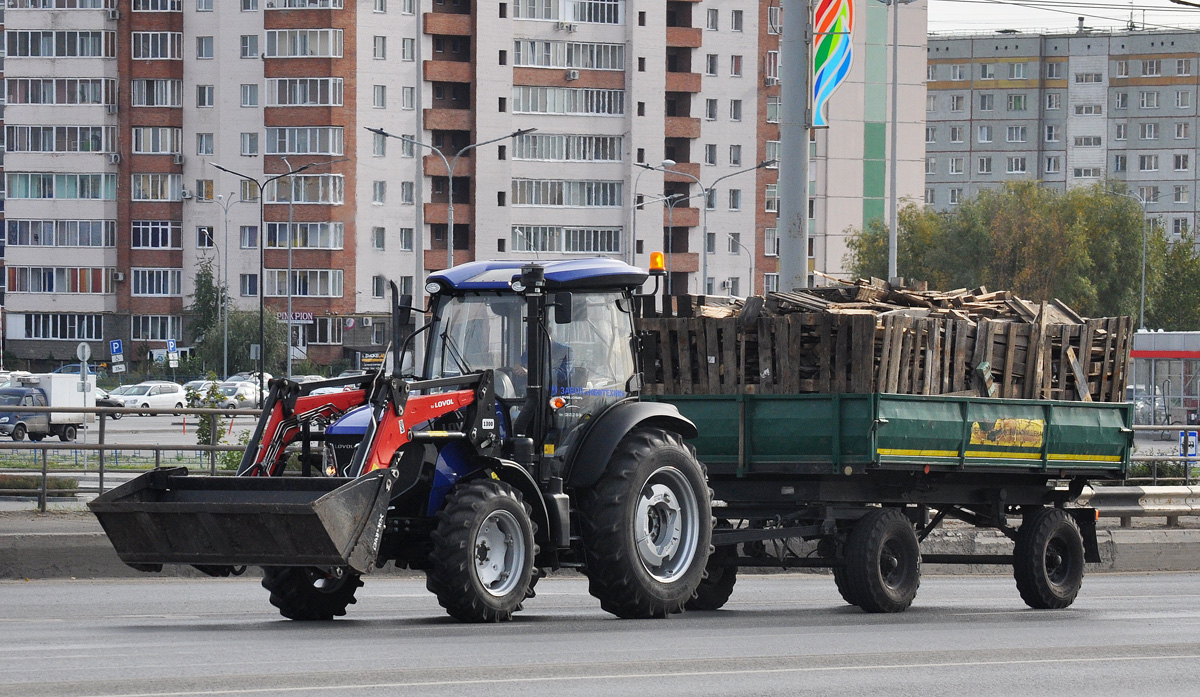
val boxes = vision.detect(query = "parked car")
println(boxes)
[95,388,126,419]
[216,381,259,409]
[183,380,222,406]
[115,381,186,413]
[291,374,327,383]
[51,363,101,375]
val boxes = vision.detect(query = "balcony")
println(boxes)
[663,206,699,228]
[423,108,472,131]
[665,72,701,93]
[666,27,703,48]
[423,153,472,176]
[424,12,472,35]
[424,247,475,270]
[665,117,701,139]
[664,162,701,184]
[663,252,699,273]
[424,60,472,83]
[423,202,473,224]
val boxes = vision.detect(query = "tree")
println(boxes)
[1145,231,1200,330]
[187,258,288,377]
[845,181,1161,322]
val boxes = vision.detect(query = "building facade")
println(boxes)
[0,0,926,370]
[927,28,1200,242]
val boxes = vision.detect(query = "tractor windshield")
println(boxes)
[427,293,526,388]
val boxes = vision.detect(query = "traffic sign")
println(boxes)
[110,339,123,357]
[1181,430,1198,458]
[168,359,179,368]
[111,363,127,374]
[77,342,91,363]
[166,339,177,353]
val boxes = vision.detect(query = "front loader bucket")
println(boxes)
[88,467,400,574]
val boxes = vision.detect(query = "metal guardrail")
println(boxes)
[1077,486,1200,527]
[1129,425,1199,486]
[0,405,265,511]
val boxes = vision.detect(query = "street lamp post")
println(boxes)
[1108,189,1151,330]
[214,192,244,380]
[702,160,778,294]
[211,160,326,406]
[281,157,297,378]
[630,159,677,266]
[367,127,536,269]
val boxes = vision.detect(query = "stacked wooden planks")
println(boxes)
[636,282,1133,402]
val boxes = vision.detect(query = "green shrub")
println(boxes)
[0,473,79,496]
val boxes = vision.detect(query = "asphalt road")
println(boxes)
[2,572,1198,697]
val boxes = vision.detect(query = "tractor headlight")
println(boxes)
[424,281,442,295]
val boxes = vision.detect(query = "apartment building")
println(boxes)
[927,28,1200,242]
[0,0,926,368]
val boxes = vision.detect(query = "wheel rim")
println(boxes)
[634,466,700,583]
[879,538,911,589]
[1044,537,1072,587]
[473,509,526,597]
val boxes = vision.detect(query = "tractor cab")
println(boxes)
[420,259,646,466]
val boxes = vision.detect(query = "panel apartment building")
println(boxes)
[0,0,925,369]
[926,28,1200,242]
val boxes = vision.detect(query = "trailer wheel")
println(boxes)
[261,566,363,621]
[578,427,712,619]
[685,543,737,611]
[832,568,858,606]
[59,425,77,442]
[10,424,25,442]
[845,508,920,613]
[426,479,536,623]
[1013,508,1084,610]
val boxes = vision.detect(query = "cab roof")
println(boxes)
[427,258,647,293]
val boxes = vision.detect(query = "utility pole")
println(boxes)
[777,0,812,290]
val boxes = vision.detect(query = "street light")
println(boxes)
[367,126,536,269]
[211,159,326,406]
[1108,188,1154,330]
[214,192,245,380]
[727,233,754,298]
[630,159,677,266]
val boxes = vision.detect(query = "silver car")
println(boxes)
[217,381,259,409]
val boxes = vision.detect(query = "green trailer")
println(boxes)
[647,392,1132,613]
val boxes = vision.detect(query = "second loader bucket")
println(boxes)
[88,467,400,574]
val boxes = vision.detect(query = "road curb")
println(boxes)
[3,526,1199,580]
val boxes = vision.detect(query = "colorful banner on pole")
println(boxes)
[812,0,854,128]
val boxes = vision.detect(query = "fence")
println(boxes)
[0,404,262,511]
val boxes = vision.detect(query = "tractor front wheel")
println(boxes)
[261,566,363,621]
[426,479,537,623]
[578,427,712,619]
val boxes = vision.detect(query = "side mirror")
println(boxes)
[553,291,573,324]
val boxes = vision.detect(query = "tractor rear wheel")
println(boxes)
[578,427,712,619]
[261,566,363,621]
[426,479,536,623]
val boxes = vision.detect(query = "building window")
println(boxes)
[197,0,212,9]
[1141,91,1160,109]
[1179,59,1194,76]
[766,96,780,123]
[764,184,779,212]
[1007,94,1026,111]
[400,181,414,204]
[373,85,386,108]
[196,133,214,156]
[1074,104,1101,115]
[132,268,183,296]
[949,157,964,175]
[729,100,742,121]
[978,125,993,143]
[240,34,258,58]
[706,8,718,29]
[1176,154,1190,171]
[1046,93,1061,110]
[729,144,742,166]
[1113,155,1126,172]
[1045,125,1059,142]
[948,188,962,205]
[1075,72,1102,83]
[372,181,386,204]
[1178,90,1192,108]
[727,232,741,255]
[1072,167,1101,178]
[1178,122,1190,139]
[401,86,414,109]
[372,275,386,298]
[1046,62,1063,79]
[1006,156,1027,174]
[1115,60,1128,77]
[1143,59,1161,76]
[925,127,935,144]
[241,132,259,156]
[373,132,387,157]
[978,157,992,174]
[1141,122,1159,140]
[1009,63,1026,79]
[765,227,779,257]
[1115,92,1128,110]
[1139,154,1159,172]
[1173,218,1189,237]
[131,31,184,60]
[951,64,966,80]
[950,94,965,111]
[241,84,259,107]
[195,179,214,201]
[728,189,741,210]
[928,65,937,81]
[927,94,936,112]
[731,9,743,30]
[948,126,964,144]
[1139,186,1160,203]
[375,36,389,60]
[371,226,385,250]
[196,226,214,248]
[979,93,994,111]
[924,188,935,204]
[925,157,936,175]
[132,221,181,249]
[730,55,743,77]
[264,269,343,298]
[705,54,718,76]
[243,0,258,9]
[196,84,214,107]
[240,225,258,249]
[980,63,994,79]
[765,273,778,292]
[21,314,104,340]
[1006,126,1027,143]
[196,36,213,59]
[1175,185,1189,203]
[240,274,257,297]
[1073,135,1101,147]
[1044,156,1061,174]
[1116,123,1127,140]
[266,78,344,107]
[704,143,717,165]
[767,5,781,33]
